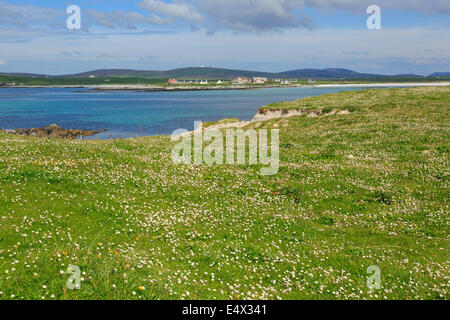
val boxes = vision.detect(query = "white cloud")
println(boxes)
[138,0,204,22]
[86,10,168,30]
[0,0,448,34]
[0,1,64,28]
[0,59,6,65]
[135,0,450,33]
[2,25,448,75]
[301,0,450,14]
[188,0,314,32]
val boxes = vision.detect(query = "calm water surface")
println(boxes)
[0,86,385,138]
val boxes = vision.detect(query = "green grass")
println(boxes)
[0,76,168,86]
[0,87,448,300]
[203,118,241,128]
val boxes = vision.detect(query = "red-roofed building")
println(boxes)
[232,77,250,84]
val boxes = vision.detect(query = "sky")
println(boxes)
[0,0,449,75]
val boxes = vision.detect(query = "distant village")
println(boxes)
[0,76,317,87]
[167,77,317,86]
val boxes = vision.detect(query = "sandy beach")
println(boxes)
[315,82,450,88]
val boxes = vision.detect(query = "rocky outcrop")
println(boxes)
[0,124,105,139]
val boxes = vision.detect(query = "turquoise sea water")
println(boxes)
[0,86,380,139]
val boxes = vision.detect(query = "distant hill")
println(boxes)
[65,67,390,80]
[0,72,47,78]
[164,67,276,79]
[279,68,383,79]
[64,67,276,80]
[61,67,413,80]
[393,73,422,77]
[2,67,445,80]
[428,72,450,77]
[65,69,165,78]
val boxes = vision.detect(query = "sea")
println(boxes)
[0,86,387,139]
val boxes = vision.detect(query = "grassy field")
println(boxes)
[0,87,448,300]
[0,76,168,86]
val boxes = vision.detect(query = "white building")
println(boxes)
[233,77,250,84]
[253,77,268,84]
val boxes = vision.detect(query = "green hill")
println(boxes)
[4,67,446,80]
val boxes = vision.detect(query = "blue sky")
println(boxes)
[0,0,449,75]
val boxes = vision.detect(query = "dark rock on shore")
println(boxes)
[0,124,105,139]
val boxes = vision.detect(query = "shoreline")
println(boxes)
[315,82,450,88]
[1,82,449,92]
[1,84,449,140]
